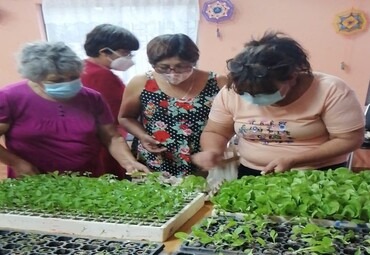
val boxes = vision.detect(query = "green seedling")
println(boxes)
[269,229,277,243]
[212,168,370,222]
[0,172,205,221]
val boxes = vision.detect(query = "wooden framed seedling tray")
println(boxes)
[0,192,204,242]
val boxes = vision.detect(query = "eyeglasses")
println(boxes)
[113,50,134,58]
[121,52,134,58]
[102,48,133,58]
[154,64,193,74]
[226,59,292,78]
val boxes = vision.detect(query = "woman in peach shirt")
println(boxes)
[192,31,365,178]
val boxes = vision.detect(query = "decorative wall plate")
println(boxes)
[334,8,367,35]
[201,0,234,37]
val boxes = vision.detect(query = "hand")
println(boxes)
[121,160,151,174]
[191,151,224,171]
[261,157,295,175]
[11,159,39,178]
[140,134,167,153]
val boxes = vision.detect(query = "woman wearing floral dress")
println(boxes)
[118,34,227,177]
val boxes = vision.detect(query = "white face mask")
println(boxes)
[240,91,285,106]
[104,48,135,71]
[110,56,134,71]
[161,69,193,85]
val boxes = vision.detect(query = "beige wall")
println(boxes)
[0,0,369,102]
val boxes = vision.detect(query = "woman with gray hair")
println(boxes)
[0,41,149,178]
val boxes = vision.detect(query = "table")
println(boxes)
[163,201,213,253]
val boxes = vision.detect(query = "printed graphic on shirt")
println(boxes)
[238,119,294,144]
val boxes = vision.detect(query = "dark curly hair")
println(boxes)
[226,31,312,96]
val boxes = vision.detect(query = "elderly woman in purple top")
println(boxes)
[0,41,149,178]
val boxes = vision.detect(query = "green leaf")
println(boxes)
[354,248,362,255]
[256,237,266,246]
[174,232,189,241]
[230,238,245,247]
[324,200,340,215]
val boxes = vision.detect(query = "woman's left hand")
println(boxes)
[121,160,151,174]
[261,157,295,175]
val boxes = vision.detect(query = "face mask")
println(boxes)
[161,69,193,85]
[43,79,82,99]
[240,90,285,106]
[110,56,135,71]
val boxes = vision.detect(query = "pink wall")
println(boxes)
[0,0,44,85]
[0,0,369,104]
[198,0,370,104]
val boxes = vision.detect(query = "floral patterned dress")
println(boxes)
[132,71,220,177]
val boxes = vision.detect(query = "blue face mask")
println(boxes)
[43,79,82,99]
[240,90,284,106]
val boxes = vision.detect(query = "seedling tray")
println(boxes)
[0,192,204,242]
[177,216,370,255]
[0,173,207,242]
[211,169,370,223]
[0,228,164,255]
[171,252,195,255]
[212,209,370,229]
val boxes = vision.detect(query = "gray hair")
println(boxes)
[17,41,83,82]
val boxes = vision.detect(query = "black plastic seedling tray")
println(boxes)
[171,252,196,255]
[178,216,370,255]
[0,229,164,255]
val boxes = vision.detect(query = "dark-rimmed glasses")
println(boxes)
[226,59,292,78]
[154,64,193,74]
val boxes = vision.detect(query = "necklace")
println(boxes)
[167,75,195,102]
[179,79,195,102]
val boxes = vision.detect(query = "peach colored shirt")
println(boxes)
[209,72,365,170]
